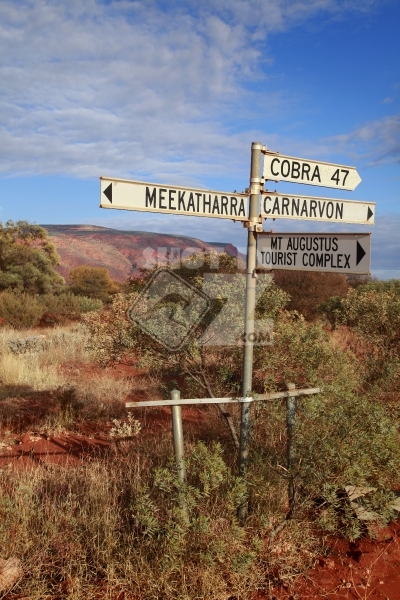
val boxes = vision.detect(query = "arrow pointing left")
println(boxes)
[103,183,112,204]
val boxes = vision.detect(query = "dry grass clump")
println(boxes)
[0,324,91,392]
[74,374,133,405]
[0,324,137,431]
[0,352,65,391]
[41,323,93,364]
[0,437,321,599]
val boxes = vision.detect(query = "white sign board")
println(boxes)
[257,232,371,274]
[263,152,361,190]
[100,177,249,221]
[261,192,375,225]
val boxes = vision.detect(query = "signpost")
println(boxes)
[257,232,371,274]
[100,141,375,522]
[261,192,375,225]
[263,151,362,190]
[100,177,249,221]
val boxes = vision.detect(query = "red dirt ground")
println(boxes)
[265,519,400,599]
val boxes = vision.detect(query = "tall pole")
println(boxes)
[238,142,263,520]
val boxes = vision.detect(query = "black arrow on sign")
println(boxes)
[103,183,112,204]
[356,241,366,266]
[367,207,373,221]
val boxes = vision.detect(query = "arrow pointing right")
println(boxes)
[356,241,366,265]
[367,206,373,221]
[103,183,112,203]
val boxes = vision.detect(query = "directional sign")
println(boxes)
[100,177,249,221]
[257,232,371,274]
[261,192,375,225]
[263,152,361,191]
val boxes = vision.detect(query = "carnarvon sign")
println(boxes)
[261,192,375,224]
[100,177,249,220]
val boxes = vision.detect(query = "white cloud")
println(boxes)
[0,0,391,181]
[328,115,400,165]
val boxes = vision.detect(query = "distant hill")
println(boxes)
[43,225,241,282]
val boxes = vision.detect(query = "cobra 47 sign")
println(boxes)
[263,151,362,191]
[257,232,371,274]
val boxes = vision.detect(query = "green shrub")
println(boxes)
[0,290,45,328]
[338,284,400,391]
[69,265,119,301]
[250,389,400,540]
[255,311,360,396]
[249,310,400,539]
[0,220,65,294]
[41,293,102,323]
[318,295,344,328]
[297,394,400,536]
[0,290,102,329]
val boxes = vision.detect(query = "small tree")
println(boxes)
[0,221,64,294]
[69,266,119,301]
[84,252,289,447]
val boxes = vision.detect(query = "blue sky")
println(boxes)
[1,0,399,277]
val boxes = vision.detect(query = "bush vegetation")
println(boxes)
[1,244,400,598]
[69,265,120,301]
[319,278,400,392]
[0,221,65,294]
[0,289,102,329]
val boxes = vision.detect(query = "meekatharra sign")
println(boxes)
[100,177,249,220]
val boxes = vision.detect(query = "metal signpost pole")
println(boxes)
[286,383,296,518]
[170,389,189,522]
[238,142,263,520]
[170,389,186,484]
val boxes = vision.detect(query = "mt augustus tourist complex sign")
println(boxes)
[257,232,371,274]
[100,142,374,519]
